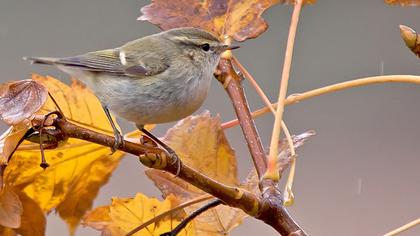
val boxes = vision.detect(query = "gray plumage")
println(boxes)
[25,27,233,127]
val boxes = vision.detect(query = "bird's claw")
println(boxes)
[110,130,124,154]
[167,150,181,177]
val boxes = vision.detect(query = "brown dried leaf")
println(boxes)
[162,111,238,186]
[146,112,247,235]
[0,226,17,236]
[146,169,254,236]
[0,80,47,125]
[277,130,316,173]
[385,0,420,6]
[14,191,46,236]
[139,0,282,42]
[399,25,420,58]
[0,186,22,229]
[0,123,30,165]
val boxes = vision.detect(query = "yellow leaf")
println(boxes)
[32,74,118,133]
[2,75,125,233]
[0,186,22,229]
[83,193,196,236]
[56,153,122,235]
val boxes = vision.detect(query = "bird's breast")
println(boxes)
[91,69,212,125]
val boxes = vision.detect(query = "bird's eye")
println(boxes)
[201,43,210,51]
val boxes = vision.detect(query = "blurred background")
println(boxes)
[0,0,419,235]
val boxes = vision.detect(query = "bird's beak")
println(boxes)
[222,45,240,51]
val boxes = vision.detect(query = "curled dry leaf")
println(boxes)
[0,123,30,165]
[139,0,282,42]
[2,75,125,234]
[385,0,420,6]
[277,130,316,174]
[400,25,420,58]
[0,186,22,229]
[83,193,196,236]
[0,79,47,125]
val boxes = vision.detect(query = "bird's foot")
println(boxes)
[110,130,124,154]
[139,128,181,176]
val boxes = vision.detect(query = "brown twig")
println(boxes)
[216,57,267,177]
[160,199,223,236]
[231,56,296,159]
[28,103,304,235]
[51,117,260,214]
[215,55,306,234]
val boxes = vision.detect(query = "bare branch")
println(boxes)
[223,75,420,128]
[266,0,303,182]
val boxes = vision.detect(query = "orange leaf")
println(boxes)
[82,206,114,233]
[139,0,282,42]
[385,0,420,6]
[0,186,22,229]
[0,80,47,125]
[400,25,420,58]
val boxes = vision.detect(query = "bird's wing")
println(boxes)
[27,48,169,77]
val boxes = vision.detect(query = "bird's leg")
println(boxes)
[137,124,181,176]
[102,105,124,153]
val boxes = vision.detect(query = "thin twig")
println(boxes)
[160,199,223,236]
[265,0,303,181]
[216,58,267,177]
[222,75,420,129]
[231,56,296,158]
[231,56,297,204]
[126,195,213,236]
[383,218,420,236]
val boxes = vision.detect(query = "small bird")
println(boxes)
[25,27,238,152]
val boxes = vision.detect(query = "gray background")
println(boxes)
[0,0,419,235]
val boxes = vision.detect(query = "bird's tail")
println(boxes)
[23,56,59,65]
